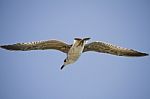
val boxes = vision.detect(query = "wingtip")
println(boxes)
[0,44,22,51]
[0,45,14,50]
[135,52,149,57]
[0,45,8,50]
[142,53,149,56]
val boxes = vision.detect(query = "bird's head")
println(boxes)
[61,59,74,70]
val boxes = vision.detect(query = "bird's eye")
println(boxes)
[64,59,66,62]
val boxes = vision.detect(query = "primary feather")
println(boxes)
[0,39,148,57]
[1,38,148,69]
[0,40,71,53]
[83,41,148,57]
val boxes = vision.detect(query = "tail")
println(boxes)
[83,38,91,41]
[77,38,91,47]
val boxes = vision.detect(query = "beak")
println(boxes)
[60,65,65,70]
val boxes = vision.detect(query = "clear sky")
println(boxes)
[0,0,150,99]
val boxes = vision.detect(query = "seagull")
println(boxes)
[0,38,148,69]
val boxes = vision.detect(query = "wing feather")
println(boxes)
[0,40,71,53]
[83,41,148,57]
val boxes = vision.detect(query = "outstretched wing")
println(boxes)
[83,41,148,57]
[0,40,71,53]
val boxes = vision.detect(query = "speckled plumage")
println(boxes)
[1,38,148,69]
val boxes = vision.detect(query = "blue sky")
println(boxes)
[0,0,150,99]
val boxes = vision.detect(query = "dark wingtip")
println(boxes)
[0,45,21,51]
[142,53,149,56]
[134,52,149,57]
[127,49,149,57]
[0,45,10,50]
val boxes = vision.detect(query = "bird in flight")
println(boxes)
[0,38,148,69]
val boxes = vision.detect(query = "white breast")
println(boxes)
[67,40,85,63]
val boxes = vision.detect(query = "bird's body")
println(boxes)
[61,38,90,69]
[67,39,84,63]
[0,37,148,69]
